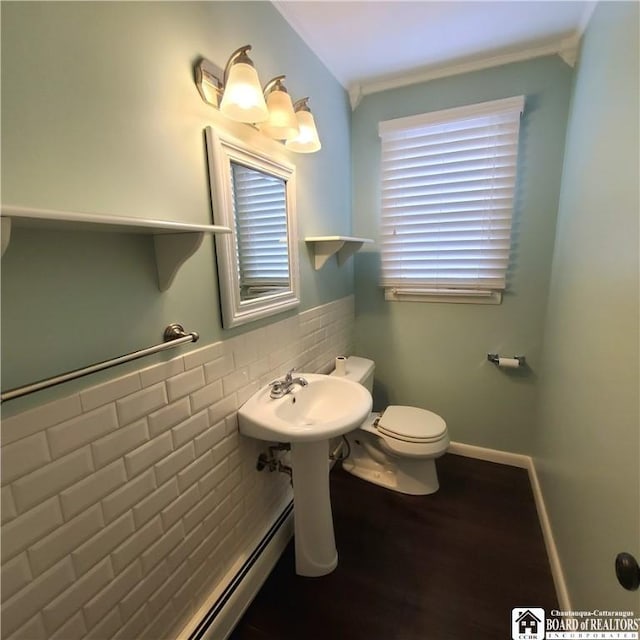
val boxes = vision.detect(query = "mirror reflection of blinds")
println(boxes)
[231,163,290,289]
[378,96,524,293]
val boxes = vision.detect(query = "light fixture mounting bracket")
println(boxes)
[195,58,224,108]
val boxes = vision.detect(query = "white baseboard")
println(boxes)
[526,459,572,610]
[448,441,571,609]
[178,500,294,640]
[448,441,529,468]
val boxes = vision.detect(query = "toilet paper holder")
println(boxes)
[487,353,526,366]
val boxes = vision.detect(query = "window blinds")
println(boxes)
[231,163,290,291]
[378,96,524,295]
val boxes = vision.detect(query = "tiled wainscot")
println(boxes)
[1,295,354,640]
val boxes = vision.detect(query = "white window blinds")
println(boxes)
[231,162,290,295]
[378,96,525,299]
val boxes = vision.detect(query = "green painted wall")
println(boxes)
[535,2,640,609]
[1,1,353,408]
[351,56,573,453]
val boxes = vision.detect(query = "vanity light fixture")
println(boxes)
[195,45,268,124]
[285,98,322,153]
[195,47,322,153]
[219,45,269,123]
[259,76,299,142]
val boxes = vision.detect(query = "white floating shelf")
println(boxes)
[1,205,231,291]
[305,235,373,270]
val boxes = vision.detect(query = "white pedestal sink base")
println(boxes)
[290,440,337,577]
[237,373,372,577]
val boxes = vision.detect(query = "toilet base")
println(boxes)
[342,439,440,495]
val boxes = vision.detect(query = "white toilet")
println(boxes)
[331,356,449,495]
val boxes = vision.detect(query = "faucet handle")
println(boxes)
[284,367,296,382]
[268,378,288,399]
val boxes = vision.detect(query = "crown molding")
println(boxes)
[351,34,583,109]
[349,84,363,110]
[557,33,581,67]
[273,0,596,112]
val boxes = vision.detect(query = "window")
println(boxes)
[378,95,525,303]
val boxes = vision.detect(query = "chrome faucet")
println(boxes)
[269,368,308,399]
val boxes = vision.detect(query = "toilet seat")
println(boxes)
[377,405,447,444]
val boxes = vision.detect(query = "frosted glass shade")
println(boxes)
[260,89,300,141]
[286,110,322,153]
[220,62,269,123]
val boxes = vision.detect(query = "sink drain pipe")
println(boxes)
[256,444,292,483]
[256,436,351,482]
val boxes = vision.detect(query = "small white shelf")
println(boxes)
[1,205,231,291]
[305,235,373,270]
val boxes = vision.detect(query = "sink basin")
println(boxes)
[238,372,372,577]
[238,373,372,443]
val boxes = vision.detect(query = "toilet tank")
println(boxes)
[331,356,375,393]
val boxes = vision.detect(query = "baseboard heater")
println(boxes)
[188,500,294,640]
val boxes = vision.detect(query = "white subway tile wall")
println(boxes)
[1,296,353,639]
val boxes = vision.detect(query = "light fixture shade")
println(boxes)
[260,86,300,141]
[286,108,322,153]
[220,61,269,123]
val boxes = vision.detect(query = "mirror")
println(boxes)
[205,127,300,328]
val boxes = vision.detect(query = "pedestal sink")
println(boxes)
[238,373,372,576]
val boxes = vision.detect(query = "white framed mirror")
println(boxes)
[205,127,300,329]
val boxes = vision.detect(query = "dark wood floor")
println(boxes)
[230,454,558,640]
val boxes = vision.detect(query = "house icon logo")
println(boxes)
[512,607,545,640]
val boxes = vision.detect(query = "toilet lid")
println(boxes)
[377,405,447,443]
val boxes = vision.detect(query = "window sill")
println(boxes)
[384,287,502,304]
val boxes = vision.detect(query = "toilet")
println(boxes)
[331,356,449,495]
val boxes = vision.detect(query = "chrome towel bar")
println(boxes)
[1,323,199,403]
